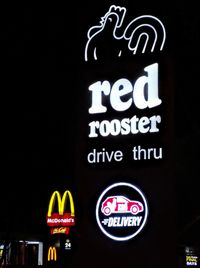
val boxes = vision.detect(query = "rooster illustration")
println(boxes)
[84,5,166,61]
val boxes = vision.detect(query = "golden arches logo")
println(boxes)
[46,190,75,227]
[48,190,75,217]
[47,246,57,261]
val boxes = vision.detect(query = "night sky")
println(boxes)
[1,0,200,259]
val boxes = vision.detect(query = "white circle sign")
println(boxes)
[96,182,148,241]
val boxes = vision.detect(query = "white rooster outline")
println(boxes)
[84,5,166,61]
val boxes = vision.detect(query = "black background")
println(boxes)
[1,1,200,267]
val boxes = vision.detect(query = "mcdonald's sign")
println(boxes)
[46,190,75,228]
[47,246,57,261]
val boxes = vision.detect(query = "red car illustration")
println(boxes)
[101,195,143,216]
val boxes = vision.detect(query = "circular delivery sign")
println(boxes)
[96,182,148,241]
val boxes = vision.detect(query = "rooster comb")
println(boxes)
[108,5,126,16]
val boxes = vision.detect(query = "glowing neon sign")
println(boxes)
[46,190,75,234]
[186,255,198,266]
[47,246,57,261]
[84,5,166,61]
[88,63,161,138]
[96,182,148,241]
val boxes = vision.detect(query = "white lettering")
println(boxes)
[88,115,161,138]
[87,148,123,163]
[133,63,161,109]
[107,216,142,227]
[88,63,161,114]
[47,218,74,223]
[89,81,110,114]
[110,78,132,111]
[132,145,162,160]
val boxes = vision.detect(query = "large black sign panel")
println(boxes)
[73,3,177,268]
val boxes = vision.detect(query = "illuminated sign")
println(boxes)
[88,63,161,139]
[0,244,4,258]
[46,190,75,234]
[96,182,148,241]
[86,62,163,165]
[84,5,166,61]
[186,255,198,266]
[50,227,70,235]
[47,246,57,261]
[65,239,72,250]
[84,6,166,166]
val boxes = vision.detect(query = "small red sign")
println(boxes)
[46,213,75,227]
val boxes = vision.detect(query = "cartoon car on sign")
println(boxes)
[101,195,143,216]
